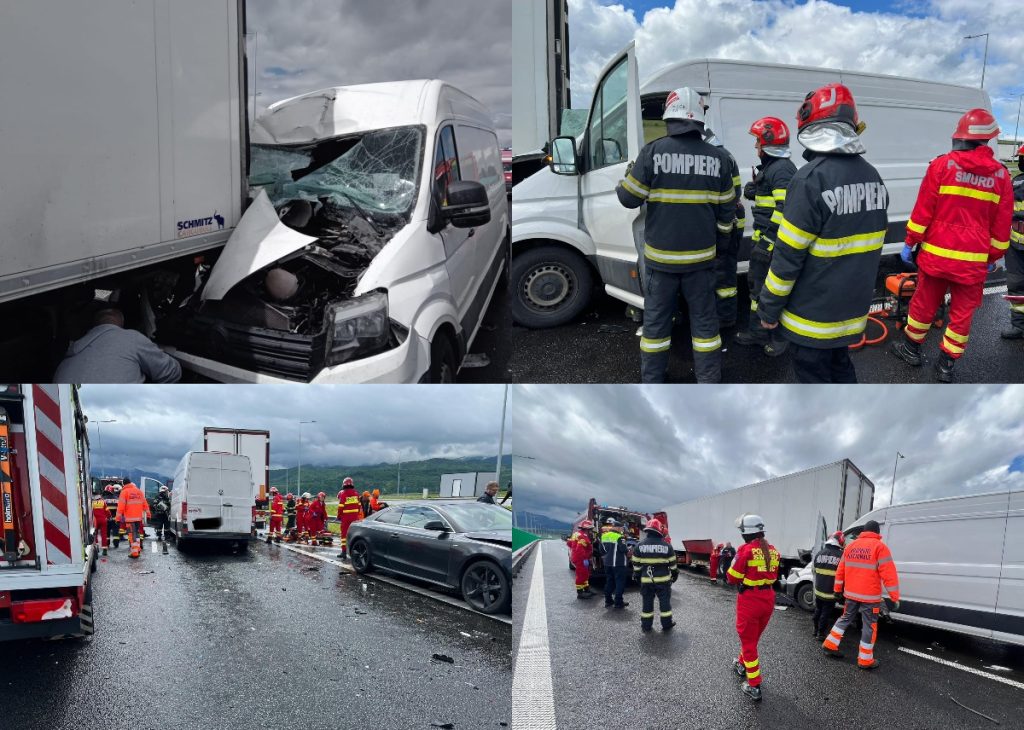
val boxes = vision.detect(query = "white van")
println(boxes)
[161,80,509,383]
[169,451,256,547]
[510,43,990,327]
[786,487,1023,646]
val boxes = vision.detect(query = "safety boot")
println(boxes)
[1001,325,1024,339]
[576,590,594,600]
[662,621,676,631]
[733,660,745,678]
[102,547,108,556]
[822,646,844,659]
[734,330,768,347]
[890,338,922,366]
[858,660,880,671]
[614,601,629,609]
[741,683,762,702]
[934,354,955,383]
[764,338,788,358]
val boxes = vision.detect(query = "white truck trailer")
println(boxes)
[662,460,875,575]
[203,426,269,528]
[0,385,97,641]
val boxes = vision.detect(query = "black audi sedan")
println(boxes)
[346,500,512,614]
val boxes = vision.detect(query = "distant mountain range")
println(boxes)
[90,467,169,487]
[515,511,572,533]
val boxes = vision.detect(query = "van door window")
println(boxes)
[454,124,503,199]
[641,93,670,145]
[587,56,629,170]
[433,125,460,205]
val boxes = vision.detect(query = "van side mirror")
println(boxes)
[442,180,491,229]
[549,136,579,175]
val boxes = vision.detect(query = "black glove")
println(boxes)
[671,571,678,583]
[743,181,756,201]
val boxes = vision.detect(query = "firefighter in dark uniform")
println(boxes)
[811,531,845,640]
[616,87,736,383]
[736,117,796,355]
[705,125,746,328]
[632,518,677,632]
[757,83,889,383]
[1003,144,1024,339]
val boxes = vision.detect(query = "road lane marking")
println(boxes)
[512,542,557,729]
[269,539,511,625]
[984,284,1008,296]
[898,647,1024,690]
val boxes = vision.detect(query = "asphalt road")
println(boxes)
[2,537,511,730]
[509,268,1024,384]
[513,540,1024,730]
[460,271,513,384]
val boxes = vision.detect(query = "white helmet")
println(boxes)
[735,513,766,536]
[302,492,312,499]
[663,87,707,122]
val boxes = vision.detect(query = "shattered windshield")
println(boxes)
[250,126,424,217]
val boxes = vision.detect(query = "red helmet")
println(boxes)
[103,485,116,495]
[579,519,594,530]
[797,83,862,133]
[286,493,294,499]
[749,116,790,146]
[645,518,665,536]
[343,477,354,487]
[952,108,999,140]
[1018,144,1024,156]
[317,491,326,499]
[832,530,846,546]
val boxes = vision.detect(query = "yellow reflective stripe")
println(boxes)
[920,241,988,262]
[625,173,650,192]
[942,338,965,354]
[810,229,886,258]
[906,315,931,331]
[780,310,867,339]
[651,575,673,583]
[1011,230,1024,243]
[727,567,744,580]
[743,577,771,586]
[648,188,734,204]
[743,658,759,668]
[1015,200,1024,212]
[777,217,816,250]
[755,195,776,207]
[772,188,787,201]
[644,243,717,264]
[770,210,784,225]
[750,300,758,311]
[814,568,836,576]
[752,229,762,242]
[991,237,1009,250]
[717,220,734,233]
[747,669,761,679]
[620,175,649,199]
[659,610,673,617]
[1011,302,1024,313]
[640,337,671,353]
[814,589,836,599]
[765,269,794,296]
[716,287,738,298]
[691,335,722,352]
[906,219,927,234]
[732,175,742,187]
[937,185,1000,204]
[944,328,968,344]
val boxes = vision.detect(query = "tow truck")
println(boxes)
[566,498,667,582]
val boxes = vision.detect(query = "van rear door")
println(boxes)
[185,452,253,536]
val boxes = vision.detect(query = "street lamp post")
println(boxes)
[91,419,116,477]
[889,451,905,506]
[396,450,402,496]
[1014,92,1024,148]
[963,33,990,88]
[495,384,508,487]
[298,420,316,495]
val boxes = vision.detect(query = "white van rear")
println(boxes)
[510,43,991,327]
[169,451,255,546]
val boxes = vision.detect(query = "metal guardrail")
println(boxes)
[512,539,540,579]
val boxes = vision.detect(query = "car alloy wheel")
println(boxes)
[350,540,371,572]
[462,561,506,613]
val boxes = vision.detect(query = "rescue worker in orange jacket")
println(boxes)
[266,487,284,542]
[295,493,311,539]
[369,488,387,513]
[893,108,1013,381]
[115,481,151,559]
[822,520,900,670]
[360,491,372,518]
[726,514,781,702]
[709,542,723,583]
[335,477,362,560]
[91,493,109,556]
[567,520,595,599]
[305,492,327,538]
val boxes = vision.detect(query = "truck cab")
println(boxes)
[566,498,665,581]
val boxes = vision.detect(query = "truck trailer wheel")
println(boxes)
[796,583,814,612]
[511,245,594,328]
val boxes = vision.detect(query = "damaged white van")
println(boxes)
[160,80,509,382]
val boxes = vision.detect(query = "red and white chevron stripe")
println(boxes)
[33,384,71,565]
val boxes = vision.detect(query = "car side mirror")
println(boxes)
[423,520,449,532]
[442,180,491,229]
[549,136,579,175]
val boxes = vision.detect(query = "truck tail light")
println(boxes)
[12,597,79,623]
[181,501,188,533]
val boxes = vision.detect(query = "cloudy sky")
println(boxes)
[568,0,1023,140]
[247,0,511,145]
[512,384,1024,525]
[79,385,508,478]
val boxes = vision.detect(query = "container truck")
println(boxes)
[0,385,98,641]
[203,427,269,528]
[661,460,875,577]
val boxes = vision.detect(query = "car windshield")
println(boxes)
[441,503,513,532]
[249,125,424,216]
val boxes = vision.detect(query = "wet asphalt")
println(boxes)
[2,537,511,730]
[514,540,1024,730]
[508,268,1024,384]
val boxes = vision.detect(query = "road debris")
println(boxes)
[431,653,455,664]
[949,696,1000,725]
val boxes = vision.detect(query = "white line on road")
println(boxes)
[898,647,1024,691]
[269,539,511,625]
[984,284,1008,296]
[512,542,557,730]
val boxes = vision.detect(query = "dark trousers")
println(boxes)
[641,267,721,383]
[791,343,857,383]
[640,583,673,629]
[152,513,169,537]
[714,224,743,326]
[604,566,628,606]
[813,597,838,636]
[746,244,771,336]
[1006,245,1024,330]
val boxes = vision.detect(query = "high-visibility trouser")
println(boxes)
[339,510,361,548]
[1006,245,1024,330]
[269,515,283,534]
[125,520,143,553]
[736,587,775,687]
[641,267,721,384]
[904,271,984,360]
[823,599,880,667]
[746,241,772,333]
[714,220,744,325]
[94,518,109,548]
[575,562,590,591]
[640,583,673,630]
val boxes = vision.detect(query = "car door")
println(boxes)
[579,42,644,295]
[370,507,403,569]
[433,125,476,333]
[390,505,454,584]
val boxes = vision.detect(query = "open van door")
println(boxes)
[579,42,645,301]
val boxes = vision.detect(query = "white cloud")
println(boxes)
[568,0,1023,140]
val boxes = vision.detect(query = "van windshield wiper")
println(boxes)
[336,191,384,237]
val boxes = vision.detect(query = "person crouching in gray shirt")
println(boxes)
[54,309,181,383]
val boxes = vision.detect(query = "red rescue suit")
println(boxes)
[568,530,593,592]
[726,539,781,688]
[904,145,1013,358]
[92,497,109,548]
[305,499,327,536]
[268,495,284,535]
[295,499,310,535]
[336,488,362,551]
[709,545,721,582]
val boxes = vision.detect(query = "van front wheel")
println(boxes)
[428,332,457,383]
[511,246,593,328]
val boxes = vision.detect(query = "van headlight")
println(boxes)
[324,291,391,366]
